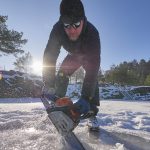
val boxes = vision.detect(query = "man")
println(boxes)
[43,0,101,130]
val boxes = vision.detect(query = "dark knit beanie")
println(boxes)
[60,0,85,24]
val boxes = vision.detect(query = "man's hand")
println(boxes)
[74,98,90,115]
[73,99,98,119]
[42,86,58,101]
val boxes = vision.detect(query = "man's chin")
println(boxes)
[68,36,79,41]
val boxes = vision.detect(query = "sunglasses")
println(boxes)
[63,21,81,29]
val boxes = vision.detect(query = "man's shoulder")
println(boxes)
[52,21,62,30]
[86,21,99,34]
[83,21,99,41]
[50,21,65,39]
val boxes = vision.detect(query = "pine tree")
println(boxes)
[14,52,33,73]
[0,16,27,56]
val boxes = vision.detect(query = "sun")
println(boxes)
[31,60,43,75]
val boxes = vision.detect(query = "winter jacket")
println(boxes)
[43,17,101,101]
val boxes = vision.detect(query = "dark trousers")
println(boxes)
[55,54,100,108]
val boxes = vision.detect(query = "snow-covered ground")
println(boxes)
[0,98,150,150]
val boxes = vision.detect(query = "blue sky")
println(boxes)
[0,0,150,73]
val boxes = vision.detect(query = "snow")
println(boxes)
[2,71,42,81]
[0,98,150,150]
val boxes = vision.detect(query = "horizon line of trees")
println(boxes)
[100,59,150,86]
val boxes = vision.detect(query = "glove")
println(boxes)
[74,98,90,115]
[42,86,58,101]
[90,104,99,116]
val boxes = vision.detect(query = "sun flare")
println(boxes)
[31,60,43,75]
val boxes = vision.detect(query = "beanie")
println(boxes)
[60,0,85,24]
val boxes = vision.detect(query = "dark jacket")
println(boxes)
[43,17,101,100]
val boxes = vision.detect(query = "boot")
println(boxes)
[87,116,99,131]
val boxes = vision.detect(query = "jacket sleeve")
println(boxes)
[43,24,61,87]
[81,29,101,102]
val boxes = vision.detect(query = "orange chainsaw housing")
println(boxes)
[55,97,80,121]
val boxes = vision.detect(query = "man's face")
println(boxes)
[63,20,84,41]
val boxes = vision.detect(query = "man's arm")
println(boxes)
[81,28,101,102]
[43,24,61,88]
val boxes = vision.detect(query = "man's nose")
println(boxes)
[69,26,76,33]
